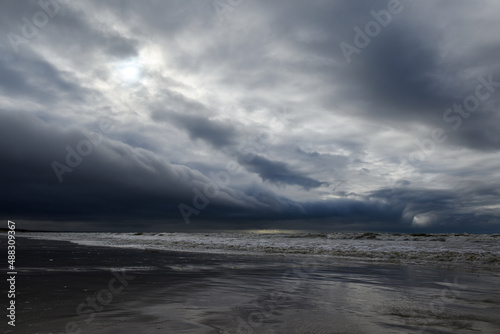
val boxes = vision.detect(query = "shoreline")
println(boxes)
[1,236,500,333]
[18,232,500,274]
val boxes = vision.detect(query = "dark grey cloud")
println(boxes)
[238,154,326,190]
[0,49,87,104]
[368,186,500,232]
[0,111,263,222]
[0,0,499,232]
[295,148,349,170]
[153,111,238,149]
[0,111,405,231]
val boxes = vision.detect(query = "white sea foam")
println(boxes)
[23,231,500,269]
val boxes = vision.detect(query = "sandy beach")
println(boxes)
[1,234,499,334]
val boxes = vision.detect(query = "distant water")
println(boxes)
[25,231,500,270]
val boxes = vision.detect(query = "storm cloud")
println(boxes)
[1,0,499,232]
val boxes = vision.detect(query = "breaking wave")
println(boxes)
[23,231,500,270]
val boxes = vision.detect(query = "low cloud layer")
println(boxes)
[1,0,499,232]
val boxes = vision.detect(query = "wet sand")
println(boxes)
[1,235,500,333]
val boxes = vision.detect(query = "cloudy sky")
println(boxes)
[1,0,500,232]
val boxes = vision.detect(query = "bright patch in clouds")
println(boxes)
[412,214,435,227]
[118,61,141,83]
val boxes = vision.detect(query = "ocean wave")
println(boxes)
[22,232,500,269]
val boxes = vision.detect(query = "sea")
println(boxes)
[24,230,500,270]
